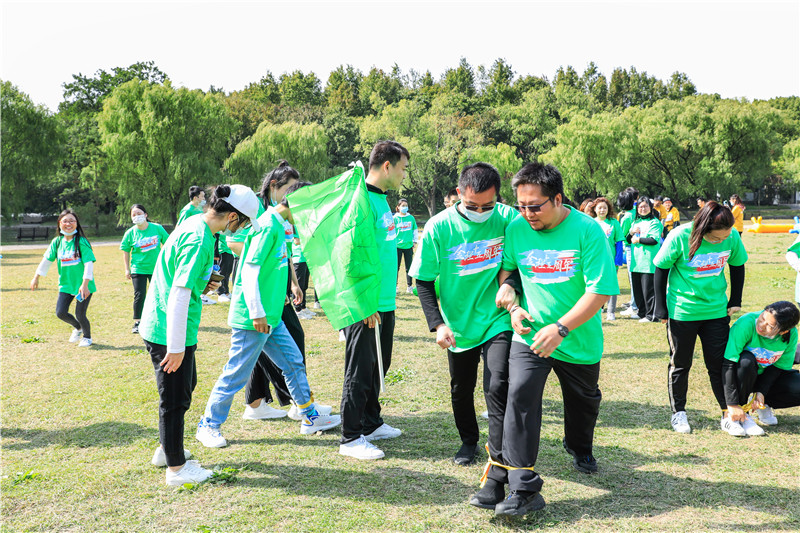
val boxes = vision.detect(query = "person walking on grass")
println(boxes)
[394,198,418,294]
[625,196,663,323]
[592,197,625,321]
[409,163,518,469]
[488,162,618,517]
[618,188,640,318]
[139,184,260,486]
[721,302,800,436]
[30,209,97,348]
[177,185,205,226]
[653,201,747,435]
[121,204,170,334]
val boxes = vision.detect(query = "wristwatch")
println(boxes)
[555,321,569,338]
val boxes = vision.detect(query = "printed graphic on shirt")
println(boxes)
[687,250,731,277]
[277,241,288,268]
[519,249,579,284]
[747,346,784,367]
[283,220,294,243]
[447,237,504,276]
[58,247,80,267]
[135,235,160,253]
[381,211,397,240]
[396,218,414,232]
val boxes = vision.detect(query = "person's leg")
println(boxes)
[625,245,638,311]
[762,369,800,409]
[74,293,92,339]
[55,292,82,330]
[396,248,404,281]
[230,256,239,289]
[607,294,618,317]
[340,320,377,443]
[447,346,481,446]
[630,272,646,318]
[131,274,150,322]
[641,273,656,320]
[262,322,313,412]
[553,359,601,457]
[218,252,234,295]
[294,262,310,310]
[283,302,306,364]
[362,311,395,434]
[244,353,275,406]
[733,351,759,405]
[402,248,414,287]
[666,318,701,413]
[697,316,732,411]
[483,331,512,469]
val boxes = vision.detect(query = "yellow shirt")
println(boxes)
[663,207,680,231]
[731,205,744,232]
[654,204,667,220]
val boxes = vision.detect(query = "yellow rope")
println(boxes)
[479,443,536,488]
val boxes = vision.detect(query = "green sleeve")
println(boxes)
[727,230,748,266]
[412,217,418,238]
[79,238,96,262]
[620,213,633,235]
[582,222,620,295]
[45,237,59,261]
[245,229,275,266]
[724,317,751,363]
[646,219,663,240]
[788,236,800,254]
[173,236,209,289]
[653,229,683,269]
[776,328,799,371]
[120,228,133,251]
[408,222,439,282]
[612,220,623,243]
[501,233,518,272]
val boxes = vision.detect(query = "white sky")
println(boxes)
[2,0,799,112]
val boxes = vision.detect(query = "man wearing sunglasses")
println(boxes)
[491,162,619,516]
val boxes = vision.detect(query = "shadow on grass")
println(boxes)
[394,334,433,343]
[603,350,667,360]
[91,343,147,352]
[2,422,152,450]
[198,326,233,335]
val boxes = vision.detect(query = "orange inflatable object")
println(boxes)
[746,216,795,233]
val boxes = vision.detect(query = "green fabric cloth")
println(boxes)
[228,211,288,330]
[788,235,800,303]
[653,223,748,321]
[596,217,623,255]
[217,234,232,255]
[409,203,517,352]
[120,222,170,275]
[139,215,216,346]
[629,217,663,274]
[44,236,97,295]
[724,312,798,374]
[501,206,619,365]
[286,163,381,330]
[292,238,307,263]
[177,203,203,226]
[393,213,418,249]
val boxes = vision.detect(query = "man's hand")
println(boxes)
[495,284,516,311]
[511,307,533,336]
[206,280,221,293]
[726,404,746,423]
[363,312,381,328]
[727,306,741,317]
[253,317,270,333]
[434,323,456,349]
[530,323,564,358]
[291,283,303,306]
[160,351,185,374]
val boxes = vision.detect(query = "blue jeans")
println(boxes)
[624,245,638,311]
[200,321,312,428]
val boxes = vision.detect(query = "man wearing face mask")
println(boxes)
[177,186,206,226]
[409,162,518,475]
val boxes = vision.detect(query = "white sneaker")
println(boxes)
[288,402,333,421]
[217,293,231,303]
[77,337,93,347]
[606,313,616,321]
[339,435,385,460]
[670,411,692,434]
[151,446,192,467]
[242,400,288,420]
[753,405,778,426]
[741,414,766,436]
[68,329,82,343]
[200,294,217,305]
[405,287,414,294]
[480,410,489,420]
[720,414,747,436]
[297,309,316,319]
[364,422,402,441]
[620,307,636,317]
[164,460,213,486]
[300,411,341,434]
[313,301,321,309]
[195,424,228,448]
[338,330,346,342]
[638,317,652,323]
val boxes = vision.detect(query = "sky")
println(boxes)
[2,0,799,112]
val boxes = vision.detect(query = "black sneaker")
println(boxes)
[494,490,546,516]
[562,438,598,474]
[453,443,478,466]
[468,478,505,509]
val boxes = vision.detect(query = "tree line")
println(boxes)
[3,59,799,226]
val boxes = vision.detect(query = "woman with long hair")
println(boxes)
[617,188,640,317]
[625,196,662,322]
[593,197,624,320]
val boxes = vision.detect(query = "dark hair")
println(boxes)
[131,204,150,222]
[189,186,204,201]
[511,162,565,201]
[688,201,735,259]
[57,209,90,261]
[730,194,743,207]
[655,195,664,202]
[280,181,312,207]
[634,196,656,221]
[208,185,247,221]
[397,198,408,208]
[446,188,458,199]
[764,301,800,343]
[617,187,639,211]
[260,160,300,207]
[697,196,707,203]
[593,197,616,219]
[458,162,501,196]
[369,140,410,170]
[579,198,596,215]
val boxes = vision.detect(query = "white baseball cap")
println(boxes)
[222,184,261,232]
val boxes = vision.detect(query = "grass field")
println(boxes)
[2,230,800,532]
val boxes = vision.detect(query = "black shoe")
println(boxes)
[562,438,598,474]
[453,443,478,466]
[468,478,505,509]
[494,490,546,516]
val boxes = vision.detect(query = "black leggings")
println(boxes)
[218,252,234,296]
[397,247,413,287]
[631,272,655,320]
[131,274,151,321]
[56,291,92,339]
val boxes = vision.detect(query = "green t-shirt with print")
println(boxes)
[120,223,170,275]
[226,202,267,257]
[653,223,748,321]
[629,217,663,274]
[139,215,216,346]
[394,213,418,250]
[368,186,398,312]
[501,206,619,365]
[177,203,203,226]
[409,203,518,352]
[596,217,623,257]
[44,236,97,295]
[619,210,635,241]
[292,238,307,264]
[724,312,798,374]
[788,236,800,303]
[228,211,288,331]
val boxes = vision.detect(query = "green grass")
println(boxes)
[2,233,800,532]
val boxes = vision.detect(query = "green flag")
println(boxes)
[287,163,380,330]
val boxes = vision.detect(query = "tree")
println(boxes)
[60,60,168,114]
[443,58,476,97]
[323,110,361,169]
[278,70,324,108]
[325,65,363,116]
[458,143,522,202]
[483,58,516,106]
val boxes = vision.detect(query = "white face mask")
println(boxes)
[199,200,207,207]
[132,215,147,225]
[60,229,77,236]
[460,204,494,223]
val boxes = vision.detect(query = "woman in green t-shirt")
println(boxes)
[592,197,624,320]
[30,209,96,347]
[393,198,418,294]
[625,196,663,323]
[120,204,170,335]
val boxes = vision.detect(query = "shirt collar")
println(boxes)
[366,182,387,195]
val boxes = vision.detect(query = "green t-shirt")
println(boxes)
[393,213,418,250]
[368,186,398,312]
[226,202,267,257]
[281,217,294,258]
[724,312,798,374]
[629,217,663,274]
[291,237,307,264]
[501,206,619,365]
[653,223,748,321]
[228,211,288,330]
[120,222,170,275]
[139,215,216,346]
[595,217,623,257]
[788,236,800,303]
[619,210,635,244]
[408,203,518,352]
[44,236,97,295]
[177,203,203,226]
[217,234,232,255]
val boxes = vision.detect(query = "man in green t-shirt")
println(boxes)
[409,163,518,472]
[177,185,206,226]
[490,163,619,517]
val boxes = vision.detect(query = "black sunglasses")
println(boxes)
[513,198,552,213]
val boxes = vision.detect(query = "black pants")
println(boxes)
[245,303,305,406]
[666,316,730,412]
[131,274,151,321]
[218,252,234,296]
[294,262,310,311]
[340,310,395,444]
[448,331,510,455]
[496,341,601,492]
[144,341,197,468]
[397,247,413,287]
[55,291,92,339]
[723,351,759,406]
[631,272,655,320]
[231,257,240,289]
[763,369,800,409]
